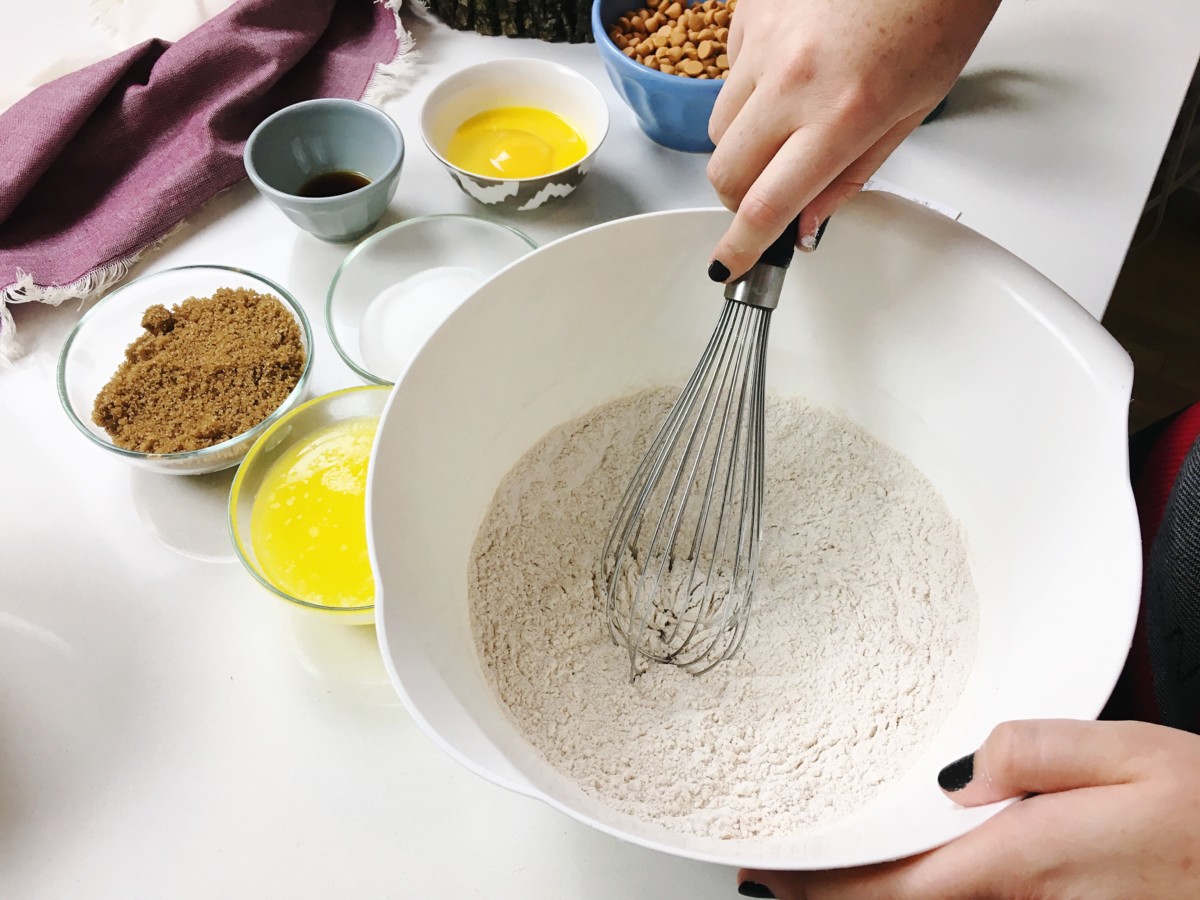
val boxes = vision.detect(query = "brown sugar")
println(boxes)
[92,287,307,454]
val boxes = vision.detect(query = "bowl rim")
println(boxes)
[243,97,406,205]
[228,383,391,614]
[591,0,727,90]
[325,213,538,386]
[56,263,315,464]
[419,58,612,185]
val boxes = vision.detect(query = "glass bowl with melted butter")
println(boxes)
[229,385,391,624]
[420,59,610,212]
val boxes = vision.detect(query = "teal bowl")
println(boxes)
[244,99,404,242]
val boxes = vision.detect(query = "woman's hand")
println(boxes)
[707,0,999,281]
[737,719,1200,899]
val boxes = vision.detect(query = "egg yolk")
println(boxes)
[445,106,588,179]
[250,416,378,608]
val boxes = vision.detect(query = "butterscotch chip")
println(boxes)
[611,0,734,76]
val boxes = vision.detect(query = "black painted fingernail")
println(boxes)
[812,217,830,250]
[738,882,776,898]
[938,753,974,792]
[708,259,730,282]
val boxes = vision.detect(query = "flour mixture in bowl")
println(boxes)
[468,388,978,839]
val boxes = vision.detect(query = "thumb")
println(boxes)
[938,719,1149,806]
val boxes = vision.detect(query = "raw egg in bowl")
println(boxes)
[420,58,610,212]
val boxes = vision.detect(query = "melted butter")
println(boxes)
[445,106,587,179]
[250,417,378,608]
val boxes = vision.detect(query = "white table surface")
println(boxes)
[3,2,1199,897]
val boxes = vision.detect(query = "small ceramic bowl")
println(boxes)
[57,265,313,476]
[244,98,405,242]
[420,59,610,212]
[229,385,390,625]
[592,0,723,152]
[326,214,536,385]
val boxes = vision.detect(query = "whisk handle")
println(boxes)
[757,216,802,270]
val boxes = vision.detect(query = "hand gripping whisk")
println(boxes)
[597,220,800,680]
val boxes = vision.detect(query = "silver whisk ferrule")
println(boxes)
[597,297,772,680]
[723,264,786,310]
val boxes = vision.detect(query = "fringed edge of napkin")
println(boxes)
[0,222,186,363]
[364,0,421,105]
[0,0,419,366]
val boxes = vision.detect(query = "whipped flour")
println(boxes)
[468,388,978,839]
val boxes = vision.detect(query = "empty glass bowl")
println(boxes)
[57,265,313,475]
[325,214,535,385]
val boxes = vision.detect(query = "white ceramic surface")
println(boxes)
[369,195,1141,870]
[420,58,610,211]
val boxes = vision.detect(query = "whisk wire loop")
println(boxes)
[669,302,760,661]
[638,301,754,659]
[598,299,773,680]
[598,217,797,681]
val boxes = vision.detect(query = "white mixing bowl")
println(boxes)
[367,194,1141,870]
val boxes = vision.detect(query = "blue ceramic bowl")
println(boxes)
[592,0,723,153]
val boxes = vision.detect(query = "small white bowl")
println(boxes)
[326,214,536,385]
[420,58,610,212]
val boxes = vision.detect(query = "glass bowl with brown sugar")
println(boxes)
[57,265,314,475]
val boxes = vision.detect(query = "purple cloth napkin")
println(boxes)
[0,0,407,358]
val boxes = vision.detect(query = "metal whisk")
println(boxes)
[597,221,800,680]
